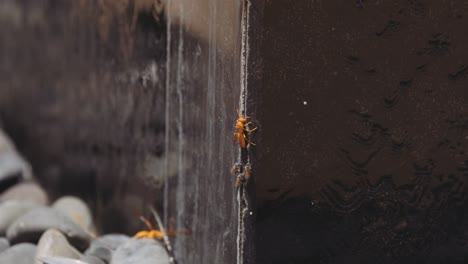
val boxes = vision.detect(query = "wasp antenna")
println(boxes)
[150,206,177,264]
[139,215,155,230]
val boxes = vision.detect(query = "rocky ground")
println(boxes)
[0,129,171,264]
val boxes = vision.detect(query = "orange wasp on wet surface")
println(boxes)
[233,110,257,148]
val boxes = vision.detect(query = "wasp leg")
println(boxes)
[244,127,257,132]
[243,133,256,146]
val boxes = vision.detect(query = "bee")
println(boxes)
[233,110,257,148]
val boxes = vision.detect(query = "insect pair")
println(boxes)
[231,110,256,186]
[233,110,257,148]
[231,163,252,187]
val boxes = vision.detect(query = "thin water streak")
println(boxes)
[175,0,186,259]
[163,0,242,262]
[164,0,173,227]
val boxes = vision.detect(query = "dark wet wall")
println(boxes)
[252,0,468,263]
[0,0,244,263]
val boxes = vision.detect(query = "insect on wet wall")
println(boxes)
[231,163,252,187]
[233,110,257,148]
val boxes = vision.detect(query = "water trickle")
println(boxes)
[163,0,243,262]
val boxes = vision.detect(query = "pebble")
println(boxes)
[0,200,40,235]
[35,229,82,264]
[0,129,33,187]
[81,254,106,264]
[111,238,170,264]
[0,242,37,264]
[53,196,95,233]
[85,234,130,262]
[0,237,9,253]
[0,181,49,205]
[6,207,92,251]
[87,234,130,251]
[85,246,111,263]
[38,256,92,264]
[0,128,172,264]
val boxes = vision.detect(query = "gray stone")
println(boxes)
[52,196,94,233]
[85,234,130,262]
[35,229,82,264]
[87,234,130,251]
[6,207,92,250]
[0,242,36,264]
[0,237,9,253]
[0,200,40,235]
[0,129,32,186]
[85,246,111,263]
[0,181,49,205]
[111,238,170,264]
[38,256,92,264]
[81,255,106,264]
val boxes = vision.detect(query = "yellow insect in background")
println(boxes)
[133,215,164,239]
